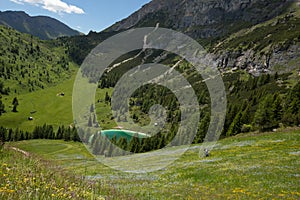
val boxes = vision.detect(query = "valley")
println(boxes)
[0,0,300,199]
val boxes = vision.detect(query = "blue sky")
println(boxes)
[0,0,151,34]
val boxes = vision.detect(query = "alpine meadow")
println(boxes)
[0,0,300,199]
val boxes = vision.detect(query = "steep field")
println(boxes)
[0,145,130,199]
[9,128,300,199]
[0,25,77,94]
[0,25,79,130]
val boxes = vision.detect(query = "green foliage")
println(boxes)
[0,25,76,94]
[0,71,76,131]
[10,129,300,199]
[282,81,300,125]
[11,97,19,112]
[0,100,5,115]
[214,9,300,52]
[0,11,81,40]
[59,31,118,65]
[0,124,80,142]
[0,81,9,95]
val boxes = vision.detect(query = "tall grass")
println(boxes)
[0,146,135,199]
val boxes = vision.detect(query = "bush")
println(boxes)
[241,124,252,133]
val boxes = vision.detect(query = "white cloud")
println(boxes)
[10,0,85,14]
[9,0,24,5]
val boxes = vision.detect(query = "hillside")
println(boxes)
[0,145,121,199]
[5,128,300,199]
[0,11,81,40]
[65,0,300,75]
[0,0,299,139]
[106,0,300,75]
[0,1,299,199]
[0,25,78,130]
[106,0,291,40]
[56,0,300,154]
[0,25,77,94]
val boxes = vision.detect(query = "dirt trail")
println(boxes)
[8,146,30,157]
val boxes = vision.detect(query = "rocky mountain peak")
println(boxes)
[106,0,291,40]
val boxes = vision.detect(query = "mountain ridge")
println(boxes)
[106,0,292,39]
[102,0,300,75]
[64,0,300,76]
[0,10,81,40]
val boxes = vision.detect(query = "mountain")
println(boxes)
[104,0,300,75]
[64,0,300,76]
[0,11,81,40]
[0,25,77,94]
[60,0,300,136]
[0,0,299,135]
[106,0,291,39]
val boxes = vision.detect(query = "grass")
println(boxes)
[213,1,300,52]
[0,144,136,199]
[0,147,104,199]
[9,127,300,199]
[0,25,75,94]
[94,87,116,130]
[1,68,77,131]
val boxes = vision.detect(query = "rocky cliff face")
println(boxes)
[212,44,300,76]
[104,0,299,75]
[107,0,291,39]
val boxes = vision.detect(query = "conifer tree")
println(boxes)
[12,97,19,112]
[0,100,5,115]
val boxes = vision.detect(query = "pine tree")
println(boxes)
[129,134,140,153]
[117,137,128,151]
[105,92,110,104]
[56,126,62,139]
[227,112,243,136]
[282,82,300,125]
[12,97,19,112]
[93,114,97,124]
[88,115,93,127]
[92,137,101,155]
[90,104,94,113]
[194,114,210,143]
[254,94,276,131]
[0,100,5,115]
[272,94,283,124]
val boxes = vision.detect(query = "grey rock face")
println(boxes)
[212,44,300,76]
[107,0,290,39]
[104,0,298,74]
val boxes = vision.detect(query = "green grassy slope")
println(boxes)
[11,128,300,199]
[0,146,132,199]
[0,25,77,94]
[0,71,76,131]
[0,25,79,131]
[213,2,300,52]
[0,11,81,40]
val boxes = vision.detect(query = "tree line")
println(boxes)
[0,124,81,144]
[0,97,19,115]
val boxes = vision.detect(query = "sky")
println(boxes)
[0,0,152,34]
